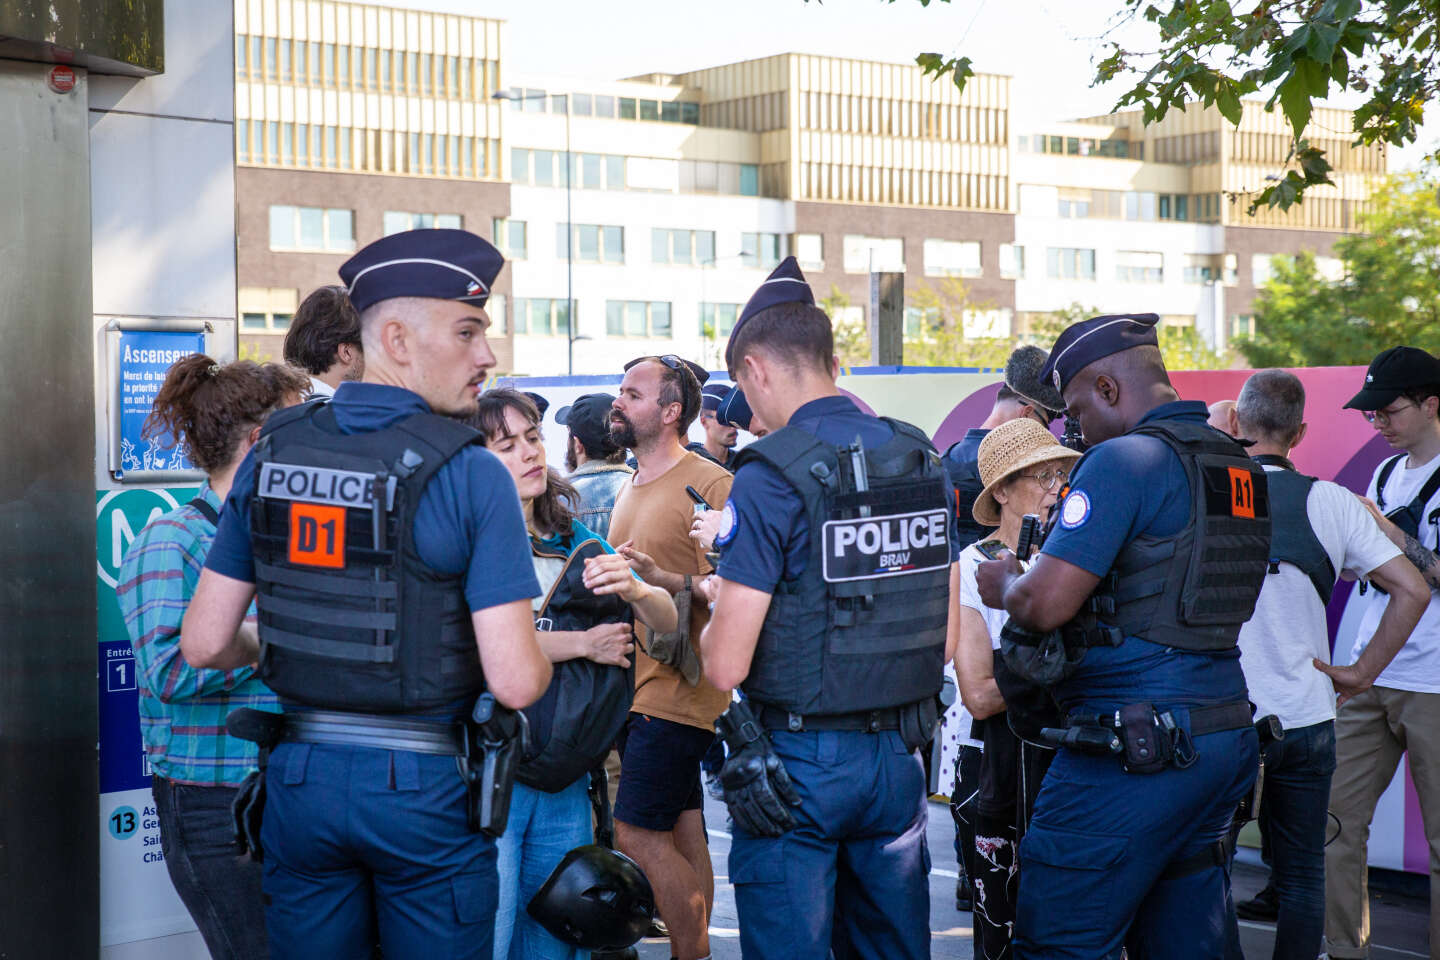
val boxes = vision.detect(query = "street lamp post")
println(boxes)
[493,87,575,375]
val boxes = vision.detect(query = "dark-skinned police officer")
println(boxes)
[698,257,960,960]
[975,313,1269,959]
[181,228,552,958]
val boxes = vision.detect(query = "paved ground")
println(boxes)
[635,794,1429,959]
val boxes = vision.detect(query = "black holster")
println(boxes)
[899,697,939,753]
[460,694,528,837]
[225,708,287,862]
[588,764,615,850]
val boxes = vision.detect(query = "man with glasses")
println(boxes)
[607,354,732,960]
[1222,369,1426,960]
[1327,346,1440,959]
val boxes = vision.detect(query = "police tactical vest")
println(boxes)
[732,417,952,715]
[248,402,485,713]
[519,537,635,793]
[942,440,992,549]
[1253,456,1336,605]
[1071,420,1272,653]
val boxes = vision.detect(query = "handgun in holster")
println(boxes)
[1235,714,1284,824]
[225,708,287,861]
[460,693,529,837]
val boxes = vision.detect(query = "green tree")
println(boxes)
[903,0,1439,211]
[1236,171,1440,366]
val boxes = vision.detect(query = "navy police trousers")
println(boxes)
[727,728,930,960]
[260,741,498,959]
[1014,723,1259,959]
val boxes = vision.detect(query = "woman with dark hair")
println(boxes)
[117,354,306,960]
[469,388,676,960]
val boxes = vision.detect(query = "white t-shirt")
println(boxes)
[1239,468,1401,727]
[1348,452,1440,693]
[958,541,1021,650]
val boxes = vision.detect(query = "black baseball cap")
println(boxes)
[555,393,617,451]
[1343,346,1440,411]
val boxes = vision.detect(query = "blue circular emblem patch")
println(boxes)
[714,501,738,546]
[1059,489,1091,530]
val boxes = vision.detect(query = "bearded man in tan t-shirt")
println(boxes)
[607,355,732,960]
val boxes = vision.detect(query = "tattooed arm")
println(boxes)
[1357,496,1440,591]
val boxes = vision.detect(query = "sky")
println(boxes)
[395,0,1436,171]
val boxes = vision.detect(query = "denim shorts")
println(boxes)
[613,713,713,832]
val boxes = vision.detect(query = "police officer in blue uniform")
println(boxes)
[698,257,961,960]
[975,313,1268,959]
[181,228,553,958]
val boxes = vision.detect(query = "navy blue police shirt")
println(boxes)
[717,394,960,592]
[1041,400,1249,713]
[206,382,541,616]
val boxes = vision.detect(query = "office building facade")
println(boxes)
[234,0,1387,373]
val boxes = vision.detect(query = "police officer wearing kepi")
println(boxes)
[698,256,961,960]
[181,228,553,958]
[975,313,1269,959]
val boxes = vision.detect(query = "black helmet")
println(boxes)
[526,845,655,950]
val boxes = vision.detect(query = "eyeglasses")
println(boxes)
[1019,468,1070,491]
[1363,401,1417,425]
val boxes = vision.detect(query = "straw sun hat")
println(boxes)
[972,418,1082,527]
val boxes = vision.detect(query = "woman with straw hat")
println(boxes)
[953,417,1080,959]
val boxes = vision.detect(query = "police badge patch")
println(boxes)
[714,500,738,547]
[1059,489,1091,529]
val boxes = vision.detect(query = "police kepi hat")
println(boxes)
[717,388,754,432]
[1343,346,1440,411]
[728,256,815,351]
[340,228,504,313]
[1040,313,1160,394]
[555,393,617,452]
[701,382,733,413]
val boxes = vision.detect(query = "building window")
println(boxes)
[741,232,783,269]
[1000,243,1024,280]
[619,98,636,119]
[639,100,660,121]
[512,298,572,337]
[1115,251,1164,284]
[1124,191,1158,221]
[1252,254,1278,286]
[700,303,742,337]
[1045,247,1096,281]
[739,164,760,196]
[237,121,251,163]
[241,310,293,332]
[493,218,528,259]
[904,306,942,339]
[842,235,904,273]
[268,205,355,253]
[606,300,672,338]
[652,229,716,266]
[383,211,462,235]
[558,224,624,264]
[795,233,823,270]
[1230,315,1256,338]
[595,95,616,118]
[923,239,982,278]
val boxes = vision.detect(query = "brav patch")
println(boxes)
[1059,489,1091,529]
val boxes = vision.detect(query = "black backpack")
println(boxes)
[517,537,636,793]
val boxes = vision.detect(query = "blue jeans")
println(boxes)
[1258,720,1335,960]
[493,779,592,960]
[260,742,498,960]
[728,729,931,960]
[152,777,269,960]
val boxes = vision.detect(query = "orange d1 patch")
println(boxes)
[1227,467,1256,519]
[288,502,346,568]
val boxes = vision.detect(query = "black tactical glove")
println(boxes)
[714,702,801,837]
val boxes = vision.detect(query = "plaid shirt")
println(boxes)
[116,482,278,786]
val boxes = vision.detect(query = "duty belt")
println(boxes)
[1063,700,1253,738]
[755,704,902,733]
[281,710,464,756]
